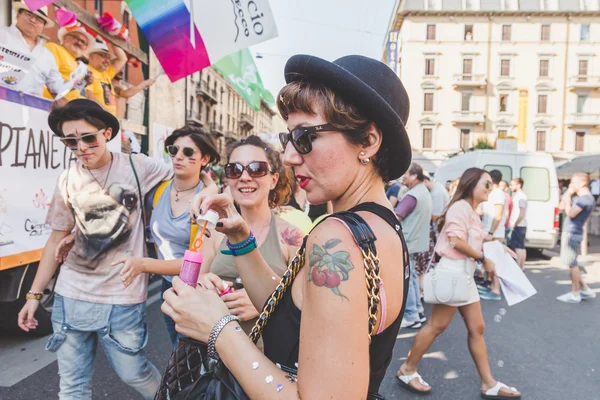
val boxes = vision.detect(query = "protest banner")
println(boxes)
[0,44,35,89]
[126,0,278,82]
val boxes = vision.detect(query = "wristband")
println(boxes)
[221,232,257,256]
[476,254,485,264]
[26,291,43,300]
[207,315,239,360]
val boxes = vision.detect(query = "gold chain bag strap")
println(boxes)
[249,210,382,344]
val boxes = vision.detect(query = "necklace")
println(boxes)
[249,214,272,245]
[87,153,113,195]
[173,180,200,202]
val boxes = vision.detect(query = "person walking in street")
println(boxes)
[424,175,449,226]
[396,162,432,329]
[478,169,507,300]
[557,173,597,303]
[500,180,513,244]
[160,54,411,398]
[17,99,172,399]
[397,168,521,399]
[509,178,528,271]
[386,178,402,207]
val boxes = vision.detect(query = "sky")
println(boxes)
[250,0,397,100]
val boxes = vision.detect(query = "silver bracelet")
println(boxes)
[207,315,239,360]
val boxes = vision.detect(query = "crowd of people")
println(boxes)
[6,3,597,400]
[2,2,156,117]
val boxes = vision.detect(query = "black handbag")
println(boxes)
[154,211,390,400]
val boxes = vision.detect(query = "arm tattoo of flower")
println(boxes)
[281,227,303,246]
[308,238,354,299]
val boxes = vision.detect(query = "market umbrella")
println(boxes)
[556,153,600,180]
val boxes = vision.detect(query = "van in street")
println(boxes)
[434,150,560,250]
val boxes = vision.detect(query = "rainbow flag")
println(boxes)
[127,0,278,82]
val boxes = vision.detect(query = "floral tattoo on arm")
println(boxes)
[308,239,354,299]
[281,227,304,246]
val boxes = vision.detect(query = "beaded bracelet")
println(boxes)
[220,231,258,256]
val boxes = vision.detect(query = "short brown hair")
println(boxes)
[572,173,590,187]
[227,135,292,209]
[277,80,390,181]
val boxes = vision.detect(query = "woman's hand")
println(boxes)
[55,232,75,262]
[115,257,146,288]
[190,193,249,242]
[197,272,230,292]
[483,233,494,242]
[221,289,259,322]
[503,244,518,260]
[482,258,496,280]
[161,277,230,342]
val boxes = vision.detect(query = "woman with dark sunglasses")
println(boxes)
[160,55,413,399]
[194,135,304,337]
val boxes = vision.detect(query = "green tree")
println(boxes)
[475,137,495,149]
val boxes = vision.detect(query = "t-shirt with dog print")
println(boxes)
[46,152,172,304]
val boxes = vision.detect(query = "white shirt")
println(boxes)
[510,191,528,228]
[481,188,507,238]
[0,26,63,96]
[430,182,450,217]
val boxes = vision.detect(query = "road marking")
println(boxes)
[0,279,165,388]
[0,334,55,388]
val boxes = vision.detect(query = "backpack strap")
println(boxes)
[129,155,146,242]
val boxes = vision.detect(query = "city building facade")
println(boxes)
[384,0,600,172]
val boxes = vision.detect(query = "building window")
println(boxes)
[205,105,210,123]
[500,59,511,77]
[188,96,193,118]
[462,58,473,79]
[424,92,434,112]
[425,58,435,76]
[464,24,474,41]
[537,94,548,114]
[575,131,585,151]
[461,92,472,111]
[94,0,102,13]
[123,10,130,29]
[498,129,508,138]
[580,24,590,41]
[502,0,518,9]
[422,128,433,149]
[460,129,471,149]
[426,24,436,40]
[578,59,589,81]
[577,94,588,114]
[502,25,512,41]
[536,131,546,151]
[539,60,549,77]
[541,24,550,41]
[499,94,508,112]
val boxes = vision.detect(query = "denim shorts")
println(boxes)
[560,232,583,268]
[510,226,527,250]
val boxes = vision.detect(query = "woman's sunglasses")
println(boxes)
[60,130,104,148]
[484,181,493,190]
[224,161,272,179]
[166,145,196,158]
[279,124,339,155]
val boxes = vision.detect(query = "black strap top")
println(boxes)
[261,202,410,395]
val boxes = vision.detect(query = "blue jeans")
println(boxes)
[46,294,161,400]
[161,278,179,345]
[404,253,424,322]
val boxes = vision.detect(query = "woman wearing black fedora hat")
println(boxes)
[161,54,411,398]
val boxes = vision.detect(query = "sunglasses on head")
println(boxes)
[166,145,196,158]
[224,161,272,179]
[279,124,339,155]
[60,130,104,148]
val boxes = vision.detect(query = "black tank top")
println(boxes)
[261,202,410,395]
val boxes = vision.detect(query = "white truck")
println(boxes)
[434,149,560,250]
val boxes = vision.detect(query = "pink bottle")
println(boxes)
[180,250,203,287]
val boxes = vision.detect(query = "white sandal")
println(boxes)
[481,381,521,399]
[397,371,431,395]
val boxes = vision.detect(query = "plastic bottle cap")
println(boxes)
[196,209,219,230]
[183,250,204,264]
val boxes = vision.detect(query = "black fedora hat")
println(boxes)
[48,99,120,142]
[284,54,411,179]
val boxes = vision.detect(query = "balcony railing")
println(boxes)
[210,122,224,135]
[239,112,254,129]
[452,74,486,88]
[565,113,600,127]
[568,75,600,89]
[196,81,218,104]
[451,111,485,125]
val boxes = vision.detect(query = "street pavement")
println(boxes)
[1,247,599,400]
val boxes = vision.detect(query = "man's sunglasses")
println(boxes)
[66,34,88,46]
[60,130,104,148]
[166,145,196,158]
[224,161,272,179]
[279,124,339,155]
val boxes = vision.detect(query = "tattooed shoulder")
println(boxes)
[308,238,354,299]
[280,226,304,246]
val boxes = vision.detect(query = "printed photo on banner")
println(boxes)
[0,44,35,88]
[152,123,174,165]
